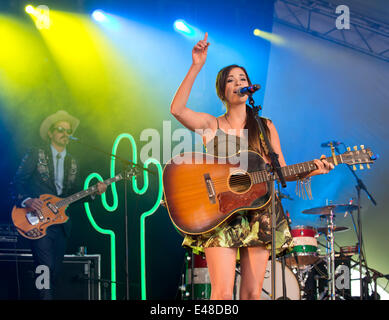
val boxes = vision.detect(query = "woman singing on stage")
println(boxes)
[170,33,333,300]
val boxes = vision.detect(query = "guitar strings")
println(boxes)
[165,178,267,197]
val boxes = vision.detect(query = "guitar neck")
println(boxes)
[250,154,342,184]
[56,173,124,208]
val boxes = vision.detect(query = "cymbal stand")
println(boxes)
[324,210,336,300]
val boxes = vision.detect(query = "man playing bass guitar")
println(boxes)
[10,110,106,300]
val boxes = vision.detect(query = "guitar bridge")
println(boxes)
[204,173,216,204]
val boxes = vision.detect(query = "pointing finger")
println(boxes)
[204,32,208,42]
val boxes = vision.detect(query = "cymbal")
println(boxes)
[302,204,358,215]
[317,226,349,235]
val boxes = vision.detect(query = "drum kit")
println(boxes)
[180,203,360,300]
[284,203,359,300]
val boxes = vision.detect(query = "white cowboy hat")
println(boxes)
[39,110,80,141]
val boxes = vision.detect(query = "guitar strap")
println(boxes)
[257,117,271,158]
[252,109,286,187]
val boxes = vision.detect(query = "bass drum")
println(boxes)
[235,260,301,300]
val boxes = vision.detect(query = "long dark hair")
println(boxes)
[215,64,270,155]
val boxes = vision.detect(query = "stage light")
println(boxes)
[253,28,285,45]
[174,19,196,37]
[91,9,120,30]
[92,9,107,22]
[25,4,51,30]
[25,5,35,14]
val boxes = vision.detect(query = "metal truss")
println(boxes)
[274,0,389,63]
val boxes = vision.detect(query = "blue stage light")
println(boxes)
[174,19,196,37]
[92,10,108,22]
[91,9,120,30]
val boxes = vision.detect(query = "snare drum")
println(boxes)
[285,226,319,268]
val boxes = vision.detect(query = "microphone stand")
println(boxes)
[70,137,154,300]
[249,96,287,301]
[335,144,377,300]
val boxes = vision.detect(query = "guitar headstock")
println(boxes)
[341,145,376,170]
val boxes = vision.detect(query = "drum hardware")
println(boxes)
[292,265,312,299]
[317,226,349,235]
[324,209,333,300]
[322,209,337,300]
[311,257,330,300]
[302,204,358,216]
[302,204,355,300]
[314,274,326,300]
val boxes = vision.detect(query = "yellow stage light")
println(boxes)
[25,4,51,30]
[253,28,285,45]
[25,5,35,14]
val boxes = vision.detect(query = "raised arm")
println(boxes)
[170,32,216,132]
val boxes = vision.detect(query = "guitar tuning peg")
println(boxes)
[347,147,351,152]
[353,146,358,151]
[360,145,365,150]
[367,164,371,169]
[359,164,364,170]
[352,165,357,171]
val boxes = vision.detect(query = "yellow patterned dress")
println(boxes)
[182,125,294,258]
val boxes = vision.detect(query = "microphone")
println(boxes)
[321,140,342,148]
[235,84,261,97]
[69,136,79,141]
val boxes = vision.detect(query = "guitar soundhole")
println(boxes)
[228,171,252,193]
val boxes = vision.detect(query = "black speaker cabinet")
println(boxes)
[0,250,101,300]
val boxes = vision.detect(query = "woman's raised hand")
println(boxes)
[192,32,210,67]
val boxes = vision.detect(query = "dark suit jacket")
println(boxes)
[10,144,83,237]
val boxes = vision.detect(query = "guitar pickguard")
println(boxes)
[218,182,270,215]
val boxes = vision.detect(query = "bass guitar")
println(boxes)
[12,171,130,240]
[162,146,375,235]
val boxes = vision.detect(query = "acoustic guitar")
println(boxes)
[162,146,375,235]
[12,171,130,240]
